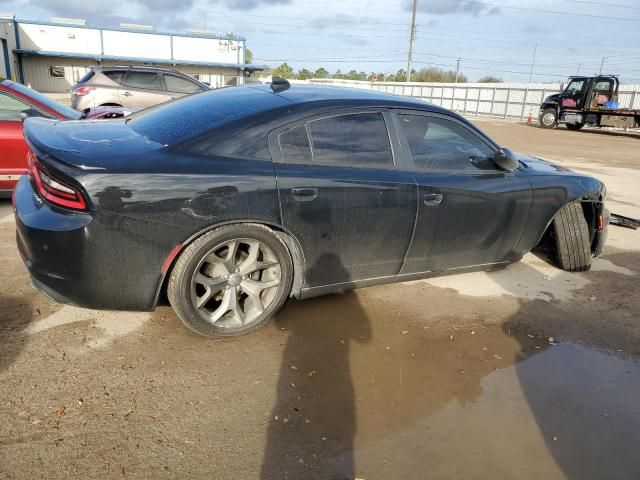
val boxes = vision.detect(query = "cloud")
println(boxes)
[208,0,293,11]
[24,0,197,30]
[402,0,499,16]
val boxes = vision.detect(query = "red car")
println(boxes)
[0,79,129,197]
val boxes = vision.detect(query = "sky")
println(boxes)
[2,0,640,83]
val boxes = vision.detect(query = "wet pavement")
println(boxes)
[1,121,640,479]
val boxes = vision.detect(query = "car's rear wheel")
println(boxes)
[168,224,293,337]
[552,203,592,272]
[539,108,558,129]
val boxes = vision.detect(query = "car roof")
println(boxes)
[93,65,184,74]
[246,83,445,112]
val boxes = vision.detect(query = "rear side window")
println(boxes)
[103,70,126,85]
[307,113,393,168]
[164,74,202,94]
[78,70,95,83]
[124,72,163,90]
[279,125,312,164]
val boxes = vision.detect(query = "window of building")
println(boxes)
[163,74,202,94]
[396,114,496,171]
[124,71,163,90]
[48,66,65,78]
[307,112,393,168]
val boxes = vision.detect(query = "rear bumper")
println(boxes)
[14,175,162,311]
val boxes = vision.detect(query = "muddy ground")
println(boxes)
[1,121,639,480]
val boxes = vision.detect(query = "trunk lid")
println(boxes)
[23,117,165,171]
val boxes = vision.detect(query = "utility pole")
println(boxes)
[528,43,537,84]
[454,58,460,83]
[406,0,418,82]
[577,63,581,75]
[599,57,606,74]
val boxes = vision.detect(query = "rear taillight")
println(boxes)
[73,86,93,96]
[28,150,87,211]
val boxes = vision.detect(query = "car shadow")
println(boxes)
[260,253,371,480]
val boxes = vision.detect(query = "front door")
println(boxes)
[392,111,532,273]
[271,110,417,288]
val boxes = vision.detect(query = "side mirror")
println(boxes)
[493,148,519,172]
[20,108,44,123]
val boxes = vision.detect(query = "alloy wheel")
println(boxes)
[190,238,282,328]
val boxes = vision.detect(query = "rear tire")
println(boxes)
[552,203,592,272]
[565,122,584,131]
[539,108,558,129]
[168,224,293,337]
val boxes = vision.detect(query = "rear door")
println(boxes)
[392,111,532,273]
[271,110,417,288]
[119,71,167,109]
[162,73,206,101]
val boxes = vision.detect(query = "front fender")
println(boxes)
[515,174,605,255]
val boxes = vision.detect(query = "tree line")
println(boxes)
[264,62,503,83]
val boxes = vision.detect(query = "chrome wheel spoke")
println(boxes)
[222,240,239,273]
[227,287,245,324]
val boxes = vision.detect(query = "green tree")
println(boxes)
[413,67,468,83]
[477,75,502,83]
[313,67,329,78]
[272,63,295,79]
[297,68,312,80]
[244,48,253,64]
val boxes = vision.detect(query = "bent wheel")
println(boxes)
[168,224,293,337]
[552,203,592,272]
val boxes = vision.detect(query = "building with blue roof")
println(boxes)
[0,15,266,92]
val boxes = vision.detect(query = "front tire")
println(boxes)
[552,203,592,272]
[168,224,293,337]
[539,108,558,129]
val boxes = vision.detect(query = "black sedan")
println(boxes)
[14,80,608,337]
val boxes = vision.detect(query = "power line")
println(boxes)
[558,0,640,9]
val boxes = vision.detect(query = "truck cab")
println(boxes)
[539,75,638,131]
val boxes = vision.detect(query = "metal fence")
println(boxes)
[305,78,640,121]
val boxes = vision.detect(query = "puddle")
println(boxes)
[260,289,640,480]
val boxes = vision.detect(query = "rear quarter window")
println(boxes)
[103,70,126,85]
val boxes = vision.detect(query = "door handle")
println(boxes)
[122,91,132,97]
[291,187,318,201]
[423,192,443,206]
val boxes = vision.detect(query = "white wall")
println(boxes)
[308,78,640,118]
[16,21,246,65]
[172,36,242,65]
[19,23,101,55]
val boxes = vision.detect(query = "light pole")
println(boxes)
[406,0,417,82]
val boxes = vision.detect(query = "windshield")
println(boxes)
[8,81,82,120]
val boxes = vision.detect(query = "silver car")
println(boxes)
[71,66,209,112]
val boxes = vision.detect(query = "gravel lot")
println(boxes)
[1,121,639,480]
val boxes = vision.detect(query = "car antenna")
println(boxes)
[271,76,290,93]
